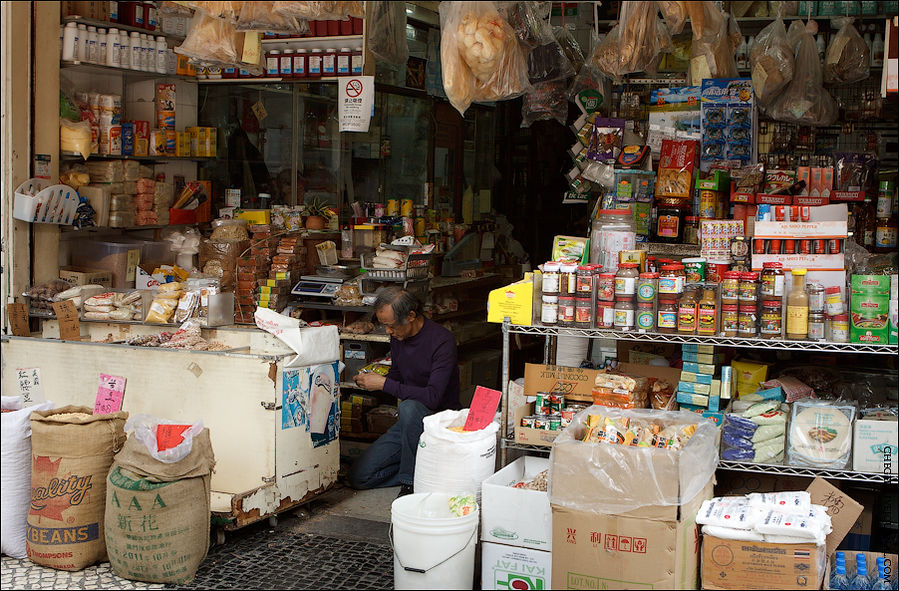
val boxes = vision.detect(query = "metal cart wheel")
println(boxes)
[268,515,279,527]
[214,527,226,546]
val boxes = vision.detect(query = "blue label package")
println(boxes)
[700,78,755,172]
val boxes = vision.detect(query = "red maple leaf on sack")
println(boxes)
[30,456,71,522]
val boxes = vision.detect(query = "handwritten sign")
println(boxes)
[7,303,30,336]
[94,374,126,415]
[463,386,502,432]
[251,100,268,122]
[156,424,191,452]
[16,368,46,404]
[51,300,81,341]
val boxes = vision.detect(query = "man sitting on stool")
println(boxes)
[349,286,460,497]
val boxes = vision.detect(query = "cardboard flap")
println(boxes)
[806,477,863,557]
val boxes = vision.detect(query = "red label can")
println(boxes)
[784,239,796,254]
[800,206,810,222]
[754,238,766,254]
[769,239,782,254]
[774,206,786,221]
[790,206,801,222]
[814,239,827,254]
[828,239,841,254]
[800,239,812,254]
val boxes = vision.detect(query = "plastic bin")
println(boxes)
[70,240,143,288]
[120,239,173,269]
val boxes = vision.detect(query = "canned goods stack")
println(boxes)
[520,392,586,432]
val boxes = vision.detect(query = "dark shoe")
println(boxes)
[396,484,414,498]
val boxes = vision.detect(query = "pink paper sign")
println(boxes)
[463,386,502,432]
[94,374,126,415]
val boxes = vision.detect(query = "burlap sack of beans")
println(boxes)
[27,406,128,571]
[105,429,215,584]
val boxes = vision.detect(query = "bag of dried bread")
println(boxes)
[175,11,238,65]
[27,407,127,571]
[591,2,671,79]
[685,1,738,84]
[768,23,837,126]
[105,416,215,584]
[824,17,870,85]
[750,17,794,108]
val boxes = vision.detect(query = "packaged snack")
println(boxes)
[655,139,699,202]
[787,400,856,469]
[749,17,794,108]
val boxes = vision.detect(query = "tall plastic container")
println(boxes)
[590,209,636,273]
[70,240,142,288]
[391,493,478,591]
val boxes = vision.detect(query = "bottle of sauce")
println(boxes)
[786,269,809,340]
[696,288,718,335]
[308,48,323,79]
[677,289,698,335]
[658,297,678,334]
[760,262,784,302]
[560,262,578,297]
[721,271,741,305]
[336,47,351,76]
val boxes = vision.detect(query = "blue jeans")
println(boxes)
[348,399,432,489]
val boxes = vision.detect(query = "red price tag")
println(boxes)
[156,424,191,452]
[462,386,502,432]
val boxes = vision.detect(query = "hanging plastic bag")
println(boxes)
[658,0,687,35]
[685,1,738,84]
[768,24,837,126]
[526,36,576,84]
[125,414,206,464]
[749,18,794,108]
[236,1,307,33]
[369,1,409,66]
[824,17,870,84]
[175,12,239,65]
[182,1,241,22]
[568,63,612,115]
[522,80,568,127]
[786,19,807,49]
[553,26,586,74]
[504,1,549,49]
[439,3,475,114]
[591,2,670,79]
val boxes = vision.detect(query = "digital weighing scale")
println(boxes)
[291,275,344,299]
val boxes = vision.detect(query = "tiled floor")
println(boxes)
[1,486,398,590]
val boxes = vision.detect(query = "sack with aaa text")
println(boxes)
[27,406,127,570]
[105,417,215,584]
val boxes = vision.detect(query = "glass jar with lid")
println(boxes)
[672,264,686,295]
[659,265,679,296]
[576,265,595,295]
[807,281,826,314]
[542,262,561,295]
[721,271,741,305]
[637,272,658,303]
[657,297,678,334]
[614,263,640,297]
[760,262,785,301]
[760,300,783,339]
[596,272,616,301]
[558,297,576,326]
[541,295,558,325]
[590,209,636,273]
[614,297,635,331]
[808,312,826,341]
[721,304,739,337]
[636,302,655,332]
[738,305,758,337]
[575,297,593,328]
[683,216,700,244]
[560,262,578,297]
[739,272,759,304]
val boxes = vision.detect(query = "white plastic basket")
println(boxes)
[13,179,79,224]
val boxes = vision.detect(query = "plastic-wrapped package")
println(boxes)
[369,1,409,66]
[592,2,671,79]
[549,406,720,515]
[273,1,329,19]
[685,2,738,84]
[175,12,239,65]
[199,239,248,292]
[235,1,307,33]
[554,26,585,74]
[825,17,870,84]
[526,36,576,84]
[749,18,794,108]
[658,0,687,35]
[787,400,856,469]
[504,1,549,49]
[60,119,92,160]
[568,63,612,115]
[521,81,568,127]
[768,24,837,126]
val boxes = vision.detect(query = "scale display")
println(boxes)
[291,281,341,298]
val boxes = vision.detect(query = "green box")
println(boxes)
[850,275,890,344]
[797,1,818,15]
[633,201,651,237]
[860,0,879,14]
[851,274,891,295]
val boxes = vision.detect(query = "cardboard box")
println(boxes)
[481,457,552,551]
[552,480,712,590]
[487,276,536,326]
[481,542,551,591]
[702,477,864,590]
[853,414,898,474]
[514,403,560,447]
[523,363,603,403]
[841,490,876,551]
[59,266,113,287]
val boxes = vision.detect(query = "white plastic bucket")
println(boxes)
[391,493,479,590]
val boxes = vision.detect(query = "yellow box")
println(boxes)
[133,137,149,157]
[236,209,272,225]
[488,276,535,326]
[208,127,217,157]
[176,54,192,76]
[176,131,191,157]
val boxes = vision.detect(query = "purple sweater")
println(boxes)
[382,318,461,411]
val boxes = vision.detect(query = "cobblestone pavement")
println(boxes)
[0,558,165,590]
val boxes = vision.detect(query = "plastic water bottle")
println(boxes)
[850,554,872,590]
[831,552,850,590]
[872,558,891,591]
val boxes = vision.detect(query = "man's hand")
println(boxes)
[353,372,387,392]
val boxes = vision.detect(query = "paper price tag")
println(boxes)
[463,386,502,432]
[16,368,46,404]
[7,303,30,336]
[252,100,268,122]
[94,373,126,415]
[51,300,81,341]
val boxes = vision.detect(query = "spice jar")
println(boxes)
[659,265,679,296]
[615,263,640,297]
[657,297,678,334]
[808,312,826,341]
[825,286,844,316]
[672,264,686,295]
[807,281,826,314]
[541,295,558,325]
[558,297,576,326]
[637,272,658,304]
[614,297,635,331]
[721,304,739,337]
[738,305,758,337]
[760,262,785,301]
[575,297,593,328]
[830,313,849,342]
[739,272,759,303]
[760,300,783,339]
[543,262,561,295]
[721,271,741,305]
[576,265,595,295]
[596,273,616,301]
[596,301,615,328]
[683,216,700,244]
[636,302,655,332]
[696,288,718,335]
[678,290,698,335]
[560,263,578,297]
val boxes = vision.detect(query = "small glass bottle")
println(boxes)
[739,305,758,337]
[576,265,595,296]
[597,273,616,302]
[721,271,741,305]
[542,262,561,296]
[615,263,639,298]
[738,272,759,304]
[807,281,826,314]
[760,262,785,302]
[541,295,559,325]
[808,312,826,341]
[637,272,658,304]
[678,289,698,335]
[575,297,593,328]
[696,288,718,335]
[558,297,576,326]
[560,262,578,297]
[636,302,655,332]
[760,300,783,339]
[614,297,635,331]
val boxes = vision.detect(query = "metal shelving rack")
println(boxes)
[498,319,899,485]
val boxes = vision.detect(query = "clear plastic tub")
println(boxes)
[70,240,143,288]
